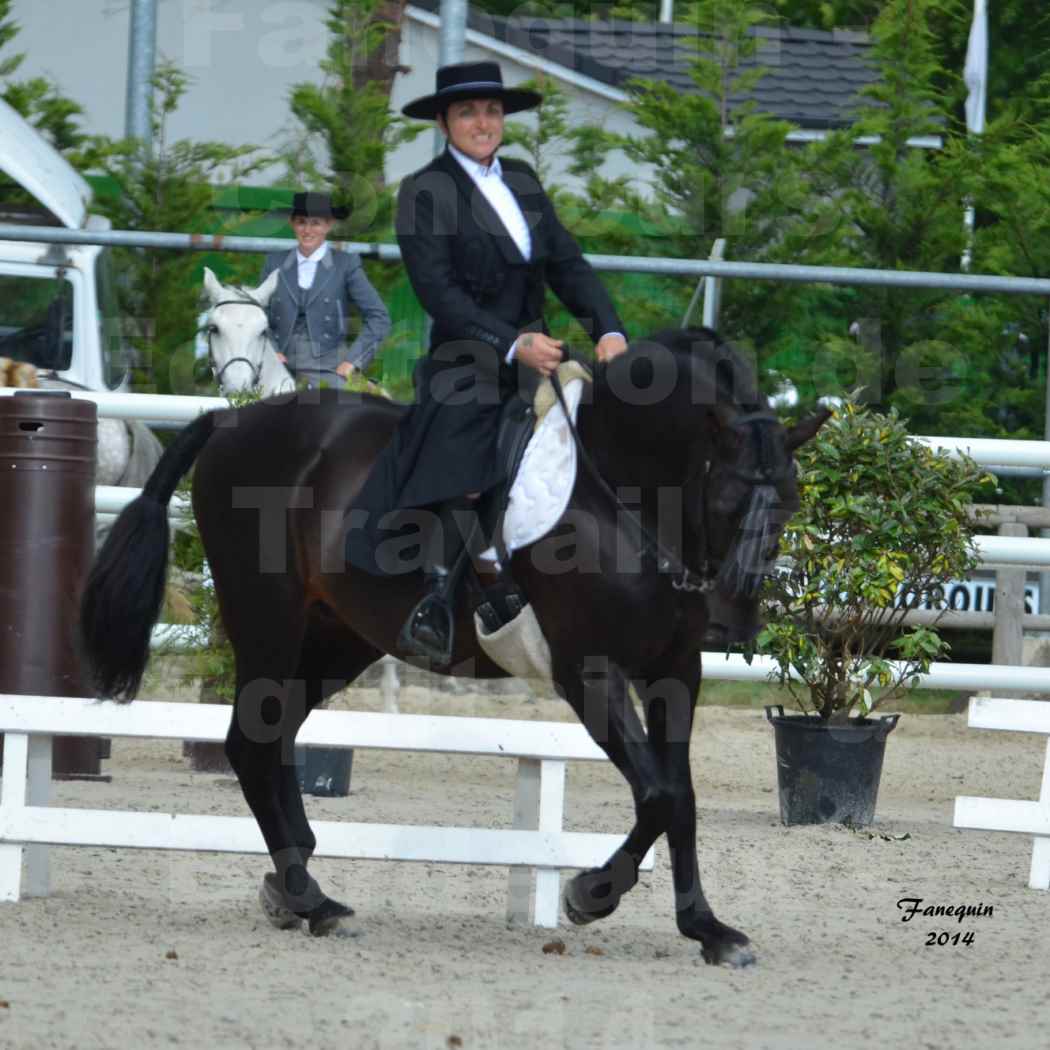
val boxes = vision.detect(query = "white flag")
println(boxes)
[964,0,988,135]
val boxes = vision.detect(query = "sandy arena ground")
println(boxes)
[1,676,1049,1050]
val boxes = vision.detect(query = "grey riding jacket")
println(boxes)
[259,247,390,376]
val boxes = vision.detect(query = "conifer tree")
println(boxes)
[279,0,418,237]
[95,63,267,395]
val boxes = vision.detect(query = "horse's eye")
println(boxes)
[207,324,219,336]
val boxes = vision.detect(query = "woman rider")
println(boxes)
[347,61,627,666]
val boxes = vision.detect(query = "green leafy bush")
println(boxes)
[760,401,993,720]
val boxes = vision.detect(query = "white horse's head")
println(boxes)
[201,267,294,396]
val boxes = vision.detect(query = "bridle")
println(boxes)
[549,372,791,596]
[204,294,274,390]
[701,410,790,597]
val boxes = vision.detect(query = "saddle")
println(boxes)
[469,361,592,662]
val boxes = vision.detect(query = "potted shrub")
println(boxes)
[759,401,991,825]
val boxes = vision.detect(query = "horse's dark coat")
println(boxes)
[80,327,826,962]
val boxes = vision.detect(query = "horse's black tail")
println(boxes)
[80,410,218,701]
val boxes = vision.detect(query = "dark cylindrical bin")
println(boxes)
[0,391,100,776]
[765,705,899,826]
[294,746,353,797]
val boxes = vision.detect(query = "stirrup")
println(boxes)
[397,592,454,667]
[475,583,525,635]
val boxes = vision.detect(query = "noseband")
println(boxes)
[706,411,790,597]
[205,295,272,390]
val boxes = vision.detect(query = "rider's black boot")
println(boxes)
[398,497,475,667]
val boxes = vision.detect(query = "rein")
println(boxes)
[548,371,790,597]
[205,295,274,390]
[548,370,712,593]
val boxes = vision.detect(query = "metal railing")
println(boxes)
[0,385,1044,686]
[5,386,1050,563]
[3,221,1050,295]
[5,219,1050,636]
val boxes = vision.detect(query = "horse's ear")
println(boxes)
[785,408,832,451]
[202,267,225,303]
[710,403,745,452]
[253,269,280,305]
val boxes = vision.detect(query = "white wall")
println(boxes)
[10,1,647,195]
[10,0,330,181]
[388,15,646,196]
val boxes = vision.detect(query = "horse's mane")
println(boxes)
[597,326,765,413]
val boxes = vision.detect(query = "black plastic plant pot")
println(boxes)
[295,746,353,798]
[765,706,900,827]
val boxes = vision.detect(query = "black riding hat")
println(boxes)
[401,61,542,120]
[286,191,349,220]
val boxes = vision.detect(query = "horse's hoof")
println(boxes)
[563,872,620,926]
[259,872,303,931]
[305,896,357,938]
[701,938,756,969]
[565,894,603,926]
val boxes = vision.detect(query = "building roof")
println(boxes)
[412,4,876,130]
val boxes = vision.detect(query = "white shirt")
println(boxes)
[448,144,532,261]
[447,145,623,361]
[296,240,329,290]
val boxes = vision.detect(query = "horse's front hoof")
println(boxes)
[564,893,597,926]
[563,869,622,926]
[701,938,756,969]
[259,872,303,931]
[304,896,357,938]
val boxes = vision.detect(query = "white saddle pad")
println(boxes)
[501,377,586,553]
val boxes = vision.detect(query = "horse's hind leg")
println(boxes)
[552,657,667,925]
[260,622,382,935]
[219,596,335,936]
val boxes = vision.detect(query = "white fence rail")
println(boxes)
[96,484,191,518]
[972,534,1050,570]
[137,643,1050,694]
[0,695,654,927]
[954,697,1050,890]
[699,654,1050,693]
[12,387,1050,680]
[4,385,1050,473]
[8,386,1050,570]
[0,387,227,422]
[914,436,1050,470]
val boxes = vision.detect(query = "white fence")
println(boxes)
[4,388,1050,932]
[698,653,1050,693]
[9,386,1050,572]
[954,697,1050,890]
[0,694,654,927]
[0,387,228,422]
[8,384,1050,687]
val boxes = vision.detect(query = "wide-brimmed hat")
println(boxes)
[401,61,542,120]
[285,191,349,220]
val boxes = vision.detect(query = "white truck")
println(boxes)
[0,95,129,392]
[0,97,160,484]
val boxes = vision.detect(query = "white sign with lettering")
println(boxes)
[915,579,1040,614]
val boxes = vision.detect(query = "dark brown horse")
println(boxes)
[80,327,826,966]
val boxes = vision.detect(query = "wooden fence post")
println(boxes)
[993,522,1028,688]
